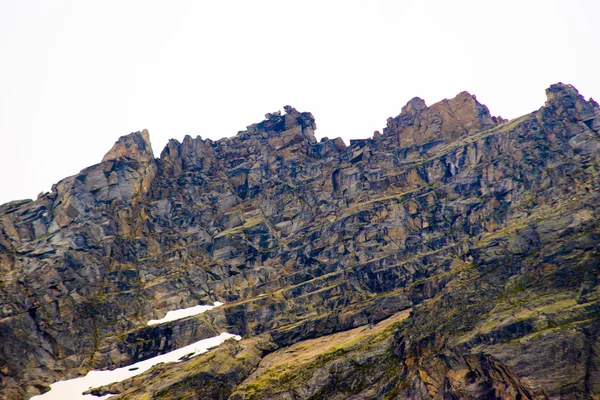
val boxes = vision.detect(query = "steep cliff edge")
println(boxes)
[1,84,599,399]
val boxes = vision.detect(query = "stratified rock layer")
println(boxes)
[1,84,600,399]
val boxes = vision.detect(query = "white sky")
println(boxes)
[1,0,599,204]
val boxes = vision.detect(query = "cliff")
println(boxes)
[1,83,599,399]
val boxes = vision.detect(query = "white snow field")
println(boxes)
[147,301,224,325]
[31,332,241,400]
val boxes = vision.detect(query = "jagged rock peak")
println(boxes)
[545,82,581,104]
[543,82,600,125]
[245,106,316,139]
[383,90,496,148]
[401,97,427,115]
[102,129,155,163]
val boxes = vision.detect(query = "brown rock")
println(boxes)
[102,129,154,163]
[384,91,497,148]
[1,87,600,399]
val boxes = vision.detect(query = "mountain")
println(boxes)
[1,83,600,399]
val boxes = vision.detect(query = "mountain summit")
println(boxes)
[1,84,600,399]
[102,128,154,163]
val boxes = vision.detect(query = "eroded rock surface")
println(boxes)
[1,85,600,399]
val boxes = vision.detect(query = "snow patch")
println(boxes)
[31,332,241,400]
[147,301,224,325]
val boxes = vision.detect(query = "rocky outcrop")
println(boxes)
[1,84,600,399]
[383,91,498,148]
[102,129,154,163]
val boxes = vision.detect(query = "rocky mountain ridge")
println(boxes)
[1,83,600,399]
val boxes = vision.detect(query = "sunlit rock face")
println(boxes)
[1,84,600,399]
[383,91,498,148]
[102,129,154,164]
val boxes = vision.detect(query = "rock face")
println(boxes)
[1,84,600,399]
[102,129,154,163]
[383,91,497,148]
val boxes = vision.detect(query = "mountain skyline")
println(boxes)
[1,1,599,205]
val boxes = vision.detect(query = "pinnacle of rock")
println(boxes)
[102,129,154,163]
[400,97,427,115]
[545,82,580,103]
[384,90,496,148]
[244,105,317,146]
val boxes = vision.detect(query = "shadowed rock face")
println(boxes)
[1,84,600,399]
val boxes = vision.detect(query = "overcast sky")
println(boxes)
[1,0,599,204]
